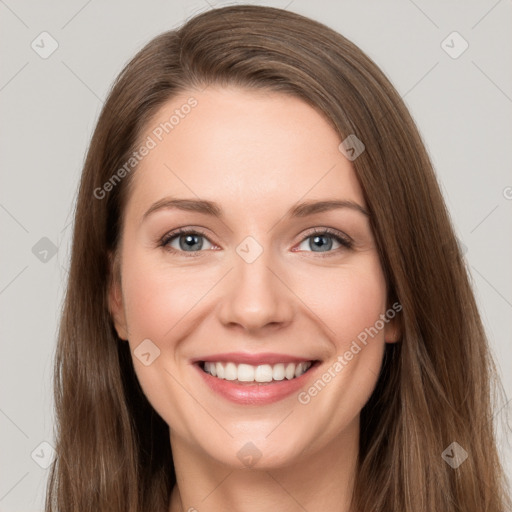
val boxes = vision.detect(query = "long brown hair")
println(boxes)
[45,5,511,511]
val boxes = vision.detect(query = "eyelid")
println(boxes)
[300,226,352,244]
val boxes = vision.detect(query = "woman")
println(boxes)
[45,5,511,512]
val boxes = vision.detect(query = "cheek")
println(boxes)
[300,255,388,348]
[302,256,389,418]
[293,255,388,410]
[121,249,204,343]
[119,249,210,430]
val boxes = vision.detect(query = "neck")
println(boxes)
[168,417,359,512]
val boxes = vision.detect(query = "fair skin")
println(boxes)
[109,86,400,512]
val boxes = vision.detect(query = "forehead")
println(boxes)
[126,86,365,220]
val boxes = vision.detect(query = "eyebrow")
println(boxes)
[142,197,369,222]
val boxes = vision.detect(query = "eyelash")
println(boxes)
[158,227,353,258]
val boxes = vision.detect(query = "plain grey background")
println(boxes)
[1,0,511,510]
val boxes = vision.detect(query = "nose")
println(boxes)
[217,244,295,334]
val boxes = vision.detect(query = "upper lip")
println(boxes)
[191,352,318,365]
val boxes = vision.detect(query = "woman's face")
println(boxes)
[109,86,400,469]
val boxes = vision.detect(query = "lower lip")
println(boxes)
[194,362,320,405]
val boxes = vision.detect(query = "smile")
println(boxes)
[193,354,321,405]
[201,361,313,383]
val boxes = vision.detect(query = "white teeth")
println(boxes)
[237,363,255,382]
[272,363,285,381]
[224,362,237,381]
[202,361,313,383]
[285,362,296,380]
[255,364,273,382]
[216,362,225,379]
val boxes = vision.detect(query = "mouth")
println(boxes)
[192,354,321,405]
[199,360,316,385]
